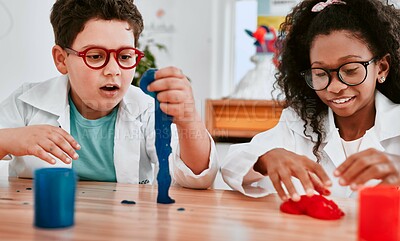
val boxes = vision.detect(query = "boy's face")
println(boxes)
[59,19,137,119]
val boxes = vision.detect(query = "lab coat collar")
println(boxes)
[17,75,154,184]
[18,75,70,118]
[370,91,400,141]
[17,75,153,122]
[114,83,154,184]
[287,91,400,167]
[324,91,400,167]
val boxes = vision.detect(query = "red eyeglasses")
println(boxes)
[65,46,145,70]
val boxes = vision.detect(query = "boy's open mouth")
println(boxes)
[100,84,119,91]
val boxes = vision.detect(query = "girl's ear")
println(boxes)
[377,53,390,83]
[52,45,68,74]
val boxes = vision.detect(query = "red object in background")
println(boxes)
[280,195,345,220]
[359,186,400,241]
[245,25,277,54]
[252,26,268,46]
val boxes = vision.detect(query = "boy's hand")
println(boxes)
[147,66,197,126]
[335,148,400,189]
[146,66,212,175]
[254,148,332,202]
[0,125,80,164]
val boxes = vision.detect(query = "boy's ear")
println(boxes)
[52,45,68,74]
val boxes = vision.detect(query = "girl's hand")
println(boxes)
[254,148,332,201]
[0,125,80,164]
[335,148,400,189]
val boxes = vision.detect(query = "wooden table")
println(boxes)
[0,177,357,241]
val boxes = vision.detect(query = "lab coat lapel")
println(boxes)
[57,105,70,133]
[322,109,353,197]
[323,130,346,167]
[18,75,70,118]
[19,75,72,133]
[113,105,142,184]
[323,109,346,167]
[359,128,385,152]
[113,87,153,184]
[371,91,400,146]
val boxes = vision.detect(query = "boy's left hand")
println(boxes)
[147,66,197,126]
[334,148,400,190]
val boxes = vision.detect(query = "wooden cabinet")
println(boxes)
[205,99,284,139]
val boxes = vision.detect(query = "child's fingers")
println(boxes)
[49,133,79,161]
[293,168,314,196]
[148,77,189,93]
[381,174,400,185]
[150,66,190,92]
[307,161,332,187]
[41,140,72,164]
[269,172,289,201]
[159,103,197,123]
[335,156,354,177]
[335,149,381,177]
[148,77,178,92]
[155,66,185,79]
[157,90,190,104]
[279,169,300,201]
[351,163,396,188]
[159,103,180,117]
[338,156,381,185]
[56,127,81,150]
[309,172,331,195]
[28,145,56,165]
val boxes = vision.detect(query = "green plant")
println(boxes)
[132,42,166,86]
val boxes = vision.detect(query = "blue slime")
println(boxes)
[140,69,175,204]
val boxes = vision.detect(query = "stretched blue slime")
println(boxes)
[140,69,175,204]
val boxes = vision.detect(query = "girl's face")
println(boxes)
[310,30,382,119]
[59,19,137,120]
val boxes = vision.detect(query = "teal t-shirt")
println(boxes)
[69,96,118,182]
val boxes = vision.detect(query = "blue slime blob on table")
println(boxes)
[140,69,175,204]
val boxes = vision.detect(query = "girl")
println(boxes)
[221,0,400,201]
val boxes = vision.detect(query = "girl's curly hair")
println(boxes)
[275,0,400,160]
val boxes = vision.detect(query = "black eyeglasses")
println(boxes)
[300,58,376,91]
[65,46,145,70]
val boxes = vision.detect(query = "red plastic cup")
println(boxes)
[358,185,400,241]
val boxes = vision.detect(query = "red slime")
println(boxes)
[280,195,345,220]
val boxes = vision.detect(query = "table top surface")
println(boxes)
[0,177,358,241]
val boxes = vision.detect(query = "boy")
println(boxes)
[0,0,218,189]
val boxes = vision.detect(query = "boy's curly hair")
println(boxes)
[275,0,400,160]
[50,0,144,48]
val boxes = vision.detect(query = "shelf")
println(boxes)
[205,99,284,140]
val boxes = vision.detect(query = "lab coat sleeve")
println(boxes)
[0,84,32,160]
[221,108,297,197]
[169,127,218,189]
[142,110,218,189]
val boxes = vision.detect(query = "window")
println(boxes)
[233,0,258,86]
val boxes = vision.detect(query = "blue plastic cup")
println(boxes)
[34,168,77,228]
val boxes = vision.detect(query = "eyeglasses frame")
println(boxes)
[64,46,145,70]
[300,57,376,91]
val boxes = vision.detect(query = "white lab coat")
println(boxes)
[0,76,218,189]
[221,91,400,198]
